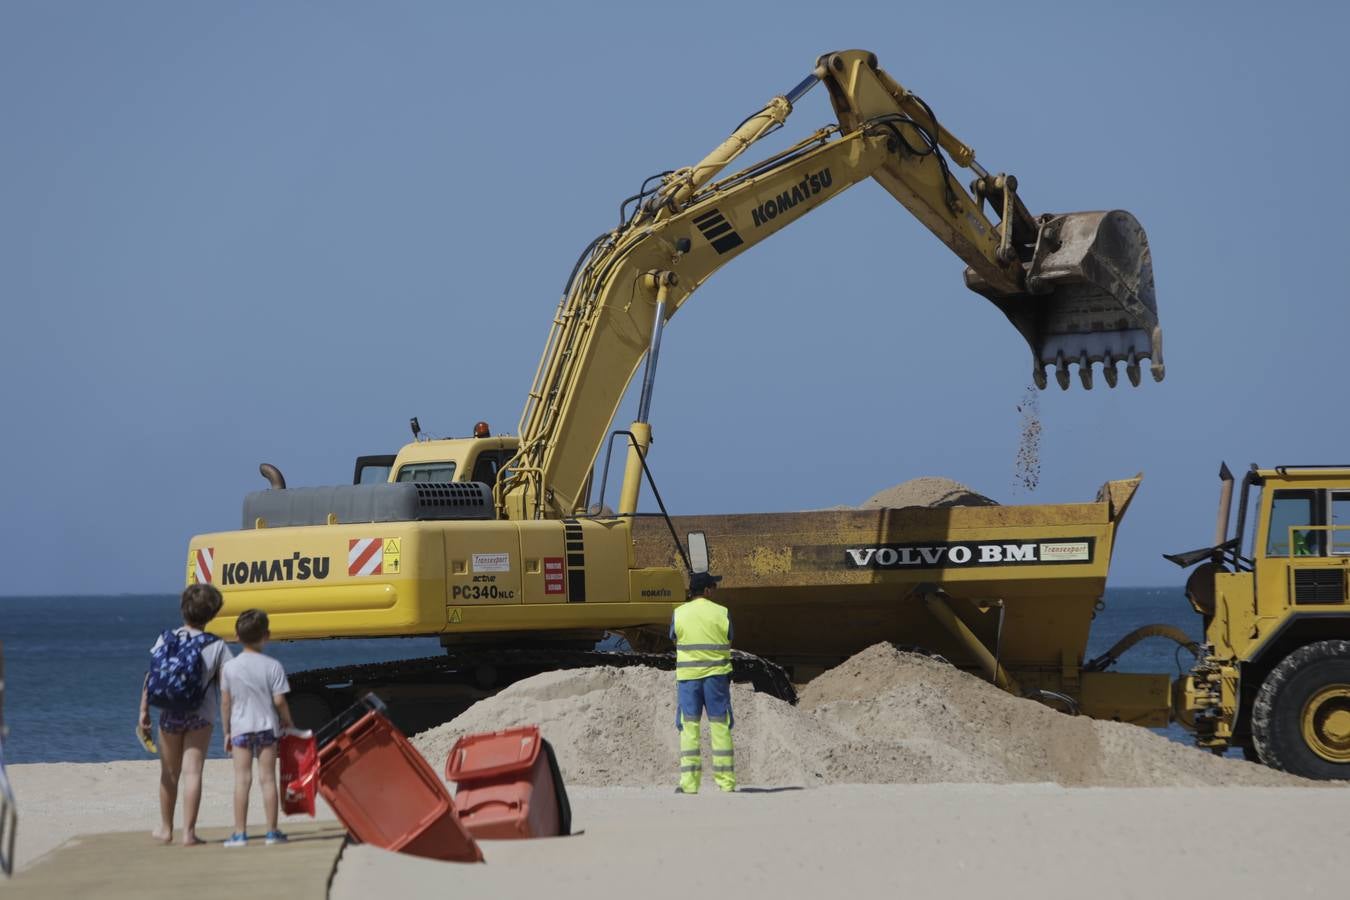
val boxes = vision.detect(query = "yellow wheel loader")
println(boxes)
[187,51,1171,747]
[1170,465,1350,778]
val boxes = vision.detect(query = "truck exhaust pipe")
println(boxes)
[1215,462,1234,546]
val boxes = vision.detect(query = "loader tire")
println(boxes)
[1251,640,1350,779]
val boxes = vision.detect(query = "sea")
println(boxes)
[0,588,1202,765]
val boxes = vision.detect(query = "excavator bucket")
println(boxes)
[973,210,1164,390]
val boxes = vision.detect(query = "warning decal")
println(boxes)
[383,538,402,574]
[543,557,565,596]
[449,607,463,624]
[192,548,215,584]
[348,538,384,577]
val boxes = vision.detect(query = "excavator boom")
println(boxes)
[501,49,1164,519]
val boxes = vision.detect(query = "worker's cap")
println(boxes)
[688,572,722,594]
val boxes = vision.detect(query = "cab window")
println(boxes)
[1266,489,1324,557]
[395,462,457,483]
[470,450,513,486]
[1332,492,1350,555]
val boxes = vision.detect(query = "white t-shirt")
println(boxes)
[150,626,233,723]
[221,650,290,737]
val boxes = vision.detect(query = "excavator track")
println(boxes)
[289,647,797,711]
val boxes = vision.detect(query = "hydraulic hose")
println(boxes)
[1085,624,1199,672]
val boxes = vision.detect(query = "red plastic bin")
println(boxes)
[317,697,482,862]
[444,725,571,840]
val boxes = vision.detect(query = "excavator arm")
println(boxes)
[500,49,1164,520]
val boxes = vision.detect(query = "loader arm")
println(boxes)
[499,49,1164,521]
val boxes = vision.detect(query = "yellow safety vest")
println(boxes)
[673,597,732,681]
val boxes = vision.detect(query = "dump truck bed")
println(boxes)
[631,477,1166,723]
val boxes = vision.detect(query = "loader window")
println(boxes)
[395,462,457,483]
[1332,493,1350,555]
[1266,490,1324,557]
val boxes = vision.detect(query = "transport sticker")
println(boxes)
[1037,541,1091,562]
[348,538,384,576]
[543,557,565,595]
[472,552,510,573]
[190,547,215,584]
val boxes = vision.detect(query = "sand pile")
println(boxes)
[414,644,1303,788]
[860,477,997,509]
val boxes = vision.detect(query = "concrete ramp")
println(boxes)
[5,822,346,899]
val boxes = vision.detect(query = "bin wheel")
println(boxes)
[1251,639,1350,779]
[288,690,334,730]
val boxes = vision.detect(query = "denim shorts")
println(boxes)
[159,709,212,734]
[230,730,278,753]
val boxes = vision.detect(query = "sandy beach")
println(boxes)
[334,783,1350,898]
[7,762,1348,899]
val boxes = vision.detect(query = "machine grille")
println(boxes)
[1293,568,1346,604]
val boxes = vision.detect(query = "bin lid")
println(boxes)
[445,725,543,782]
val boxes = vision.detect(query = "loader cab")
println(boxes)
[1253,468,1350,608]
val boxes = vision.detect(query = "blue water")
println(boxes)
[0,588,1199,764]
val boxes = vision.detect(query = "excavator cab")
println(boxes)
[969,209,1163,391]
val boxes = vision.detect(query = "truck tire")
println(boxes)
[1251,640,1350,779]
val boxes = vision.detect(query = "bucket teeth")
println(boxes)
[973,210,1164,392]
[1054,352,1070,391]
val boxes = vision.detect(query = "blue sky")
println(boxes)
[2,1,1347,594]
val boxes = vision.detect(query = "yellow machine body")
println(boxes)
[1172,465,1350,777]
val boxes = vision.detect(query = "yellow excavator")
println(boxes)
[188,50,1164,734]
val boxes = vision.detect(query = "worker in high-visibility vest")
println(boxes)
[671,572,735,793]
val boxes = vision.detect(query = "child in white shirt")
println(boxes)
[219,608,293,846]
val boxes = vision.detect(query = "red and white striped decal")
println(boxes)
[348,538,384,577]
[194,547,215,584]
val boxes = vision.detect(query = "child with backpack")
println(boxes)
[219,608,294,847]
[138,583,233,846]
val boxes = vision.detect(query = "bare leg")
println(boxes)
[155,728,184,843]
[232,745,254,835]
[257,743,279,833]
[179,726,211,846]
